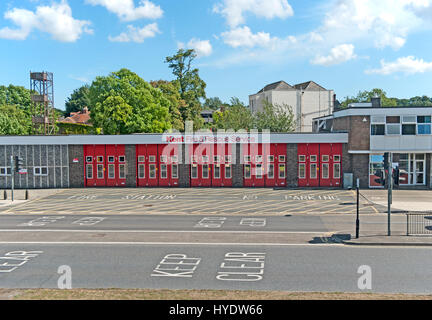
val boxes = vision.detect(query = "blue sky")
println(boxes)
[1,0,432,110]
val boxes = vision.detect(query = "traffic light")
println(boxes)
[393,166,400,186]
[15,156,24,173]
[383,153,389,170]
[374,170,385,186]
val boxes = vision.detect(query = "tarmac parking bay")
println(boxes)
[0,188,380,215]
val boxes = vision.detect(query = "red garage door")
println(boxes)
[265,144,287,187]
[105,145,126,187]
[243,143,265,187]
[84,145,107,187]
[136,144,159,187]
[158,144,180,187]
[212,143,233,187]
[298,143,342,187]
[190,144,212,187]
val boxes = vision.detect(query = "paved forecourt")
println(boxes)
[0,188,380,215]
[0,243,432,294]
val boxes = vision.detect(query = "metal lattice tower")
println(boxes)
[30,71,55,135]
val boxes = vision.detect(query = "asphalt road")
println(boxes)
[0,243,431,294]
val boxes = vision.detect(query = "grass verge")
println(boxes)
[1,289,431,300]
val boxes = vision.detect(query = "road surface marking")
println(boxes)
[151,254,201,278]
[0,251,43,273]
[0,229,328,234]
[217,252,266,282]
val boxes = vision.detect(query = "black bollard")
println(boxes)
[3,190,6,200]
[25,189,29,200]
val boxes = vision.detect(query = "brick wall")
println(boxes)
[232,143,243,187]
[286,144,298,187]
[351,154,369,188]
[68,145,84,188]
[125,145,136,187]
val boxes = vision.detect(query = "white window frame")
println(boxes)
[34,166,48,176]
[0,167,12,176]
[225,165,232,179]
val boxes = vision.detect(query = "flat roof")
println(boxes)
[0,132,349,145]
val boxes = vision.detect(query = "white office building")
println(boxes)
[249,81,335,132]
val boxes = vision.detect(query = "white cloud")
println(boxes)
[108,23,160,43]
[311,44,357,66]
[315,0,430,50]
[213,0,293,28]
[0,0,92,42]
[86,0,163,21]
[221,26,296,50]
[178,38,213,57]
[365,56,432,75]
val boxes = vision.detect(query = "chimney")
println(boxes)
[371,96,381,108]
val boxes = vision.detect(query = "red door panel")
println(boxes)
[298,144,308,187]
[320,144,332,187]
[191,144,212,187]
[136,145,148,187]
[147,145,159,187]
[331,143,342,187]
[159,144,179,187]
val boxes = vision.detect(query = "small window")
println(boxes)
[225,155,232,163]
[310,155,317,162]
[191,165,198,179]
[334,155,341,162]
[322,163,329,179]
[268,155,274,162]
[256,164,263,179]
[279,155,286,162]
[202,156,209,163]
[160,164,167,179]
[402,115,416,123]
[97,156,104,163]
[119,164,126,179]
[386,116,400,123]
[402,124,416,135]
[268,164,274,179]
[334,163,341,179]
[371,124,385,135]
[310,163,317,179]
[279,164,286,179]
[244,164,251,179]
[34,167,48,176]
[299,163,306,179]
[138,156,145,163]
[86,156,93,163]
[322,155,330,162]
[0,167,11,176]
[97,164,104,179]
[160,155,167,163]
[371,115,385,124]
[172,164,178,179]
[214,156,220,163]
[149,156,156,163]
[418,124,431,135]
[256,155,263,163]
[138,164,145,179]
[108,156,115,163]
[119,156,126,163]
[214,165,221,179]
[149,164,156,179]
[244,155,251,163]
[225,165,232,179]
[202,164,209,178]
[86,165,93,179]
[191,156,197,163]
[418,116,431,124]
[299,155,306,162]
[108,164,115,179]
[386,124,401,135]
[171,155,178,163]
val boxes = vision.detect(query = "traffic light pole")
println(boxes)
[10,156,14,202]
[387,153,392,236]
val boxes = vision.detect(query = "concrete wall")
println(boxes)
[0,145,69,189]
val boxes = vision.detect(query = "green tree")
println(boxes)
[341,88,397,108]
[91,94,133,134]
[65,85,91,115]
[150,80,184,131]
[204,97,226,110]
[0,85,33,111]
[0,105,32,135]
[88,69,172,134]
[165,49,206,130]
[212,97,254,131]
[254,101,296,132]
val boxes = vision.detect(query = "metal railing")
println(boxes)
[407,214,432,236]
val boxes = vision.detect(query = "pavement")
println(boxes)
[360,189,432,213]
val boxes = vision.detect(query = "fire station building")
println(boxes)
[0,99,431,190]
